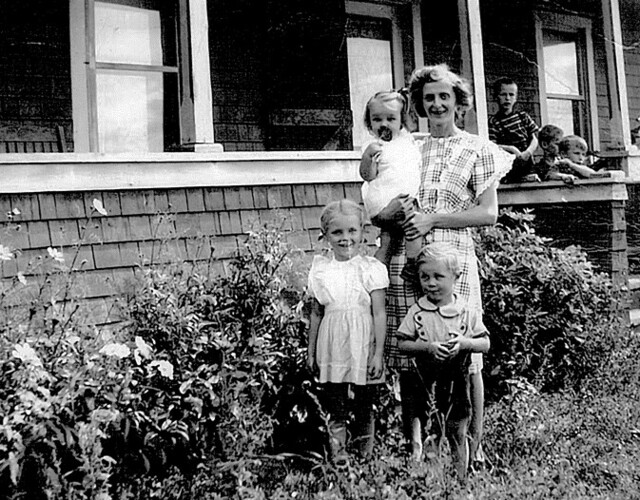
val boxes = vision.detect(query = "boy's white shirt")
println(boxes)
[360,128,422,218]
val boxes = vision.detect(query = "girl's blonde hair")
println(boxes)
[363,90,411,131]
[319,199,366,235]
[409,64,473,118]
[417,241,461,277]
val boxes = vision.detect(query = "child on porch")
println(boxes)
[359,90,423,265]
[489,77,540,183]
[534,124,577,183]
[557,135,610,179]
[307,199,389,467]
[397,242,490,479]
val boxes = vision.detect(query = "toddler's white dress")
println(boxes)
[361,129,422,218]
[308,254,389,385]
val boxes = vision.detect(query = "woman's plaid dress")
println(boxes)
[385,131,513,369]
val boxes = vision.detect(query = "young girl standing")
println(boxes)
[307,199,389,465]
[359,90,422,265]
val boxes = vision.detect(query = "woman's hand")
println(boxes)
[403,212,436,240]
[368,353,384,379]
[374,194,416,228]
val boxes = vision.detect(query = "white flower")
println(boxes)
[12,343,43,367]
[0,245,13,261]
[17,272,27,285]
[91,408,119,423]
[99,343,131,359]
[47,247,65,263]
[150,360,174,379]
[133,336,153,364]
[92,198,108,216]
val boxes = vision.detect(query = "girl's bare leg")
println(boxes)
[410,417,423,461]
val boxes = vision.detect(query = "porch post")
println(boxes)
[457,0,488,138]
[602,0,631,151]
[179,0,222,152]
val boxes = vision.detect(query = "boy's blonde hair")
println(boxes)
[319,199,365,235]
[417,242,461,277]
[363,90,410,131]
[559,135,588,154]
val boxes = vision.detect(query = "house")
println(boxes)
[1,0,639,321]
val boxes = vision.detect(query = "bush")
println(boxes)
[112,222,321,496]
[475,210,627,397]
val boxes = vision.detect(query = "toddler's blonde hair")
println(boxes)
[417,241,461,278]
[559,135,588,154]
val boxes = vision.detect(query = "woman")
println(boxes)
[380,64,513,465]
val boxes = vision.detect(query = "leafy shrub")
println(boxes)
[475,210,626,397]
[112,222,321,496]
[0,203,120,500]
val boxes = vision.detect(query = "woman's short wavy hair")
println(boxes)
[409,64,473,118]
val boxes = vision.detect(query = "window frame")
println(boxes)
[535,12,599,148]
[71,0,210,153]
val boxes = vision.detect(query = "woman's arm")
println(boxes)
[368,288,387,379]
[307,299,324,373]
[403,182,499,240]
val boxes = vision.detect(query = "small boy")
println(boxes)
[534,124,577,184]
[557,135,605,179]
[488,78,540,183]
[397,242,490,479]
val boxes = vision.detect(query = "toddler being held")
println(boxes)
[359,90,422,265]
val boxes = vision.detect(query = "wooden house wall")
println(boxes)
[0,178,630,323]
[209,0,269,151]
[621,0,640,127]
[480,1,540,121]
[479,0,623,151]
[0,182,376,323]
[0,1,73,149]
[419,2,463,72]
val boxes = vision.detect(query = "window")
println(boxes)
[72,0,180,153]
[345,1,415,150]
[535,13,598,146]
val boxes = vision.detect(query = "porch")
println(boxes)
[0,153,632,324]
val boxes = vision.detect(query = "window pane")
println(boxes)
[546,98,574,135]
[95,2,163,65]
[347,38,393,149]
[96,69,164,152]
[543,30,579,96]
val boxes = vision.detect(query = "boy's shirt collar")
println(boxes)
[416,295,461,317]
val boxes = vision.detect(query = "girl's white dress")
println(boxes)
[361,129,422,218]
[308,254,389,385]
